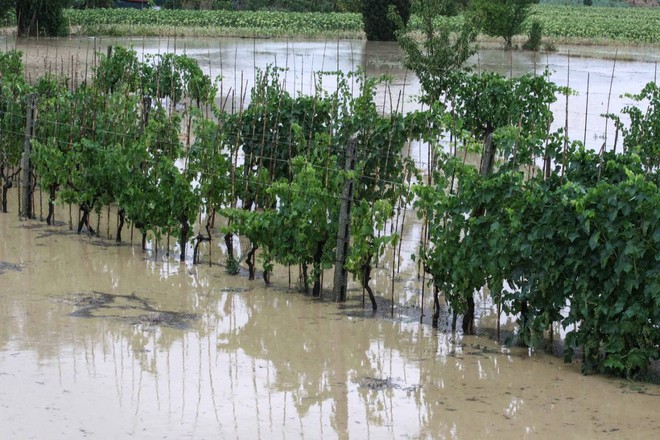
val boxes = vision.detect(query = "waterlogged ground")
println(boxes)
[1,192,660,439]
[4,36,660,154]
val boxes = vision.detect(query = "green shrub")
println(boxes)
[362,0,410,41]
[522,19,543,51]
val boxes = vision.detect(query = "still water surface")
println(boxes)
[1,190,659,439]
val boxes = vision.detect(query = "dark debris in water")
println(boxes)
[65,290,198,330]
[357,376,420,392]
[71,292,115,307]
[0,261,22,275]
[358,377,395,391]
[35,229,76,240]
[135,311,198,330]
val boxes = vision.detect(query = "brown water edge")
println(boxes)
[2,191,660,439]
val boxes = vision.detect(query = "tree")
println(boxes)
[0,0,68,36]
[337,0,361,12]
[71,1,116,9]
[362,0,411,41]
[469,0,538,49]
[393,0,476,104]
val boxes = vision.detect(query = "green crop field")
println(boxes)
[63,5,660,44]
[64,8,364,38]
[528,4,660,43]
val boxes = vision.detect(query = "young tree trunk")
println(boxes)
[224,232,233,260]
[362,256,377,311]
[311,239,326,297]
[46,184,57,225]
[141,231,147,252]
[462,294,475,334]
[301,263,309,294]
[116,209,125,243]
[432,285,441,328]
[192,233,211,264]
[519,300,530,345]
[2,176,13,213]
[245,243,257,280]
[179,215,190,262]
[263,269,270,285]
[2,167,21,213]
[77,203,94,235]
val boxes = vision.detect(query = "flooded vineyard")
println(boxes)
[1,190,659,439]
[1,37,659,439]
[5,36,660,153]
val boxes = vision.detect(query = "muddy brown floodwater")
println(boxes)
[4,36,660,154]
[1,37,660,439]
[1,187,660,439]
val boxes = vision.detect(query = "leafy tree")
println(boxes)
[0,50,27,214]
[188,114,233,263]
[415,71,561,334]
[0,0,69,36]
[522,19,543,51]
[362,0,411,41]
[611,82,660,173]
[393,0,476,104]
[71,0,115,8]
[95,46,141,94]
[469,0,538,49]
[345,200,396,310]
[337,0,361,12]
[269,156,342,296]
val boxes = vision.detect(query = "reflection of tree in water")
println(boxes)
[217,292,374,436]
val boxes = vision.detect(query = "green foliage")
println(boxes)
[163,0,233,9]
[541,0,626,5]
[414,75,659,377]
[469,0,538,48]
[393,0,476,104]
[71,0,115,8]
[95,46,141,93]
[65,7,363,37]
[140,53,217,105]
[618,83,660,172]
[3,40,658,378]
[362,0,410,41]
[337,0,362,13]
[271,156,342,295]
[522,19,543,50]
[526,4,660,43]
[225,256,241,274]
[0,50,27,177]
[14,0,68,36]
[62,3,660,43]
[223,66,334,207]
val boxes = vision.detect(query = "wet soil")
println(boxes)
[1,189,659,439]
